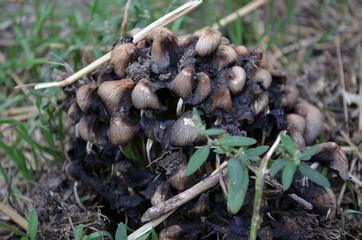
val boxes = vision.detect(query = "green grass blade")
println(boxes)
[0,221,26,236]
[28,209,38,240]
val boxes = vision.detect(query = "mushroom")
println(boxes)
[151,182,172,206]
[294,101,323,145]
[233,45,249,58]
[193,72,211,104]
[220,36,230,45]
[109,43,138,78]
[253,68,272,90]
[78,115,107,146]
[151,32,179,74]
[213,45,238,70]
[97,78,134,114]
[195,28,222,57]
[218,66,246,95]
[159,225,190,240]
[250,47,266,68]
[131,78,162,110]
[178,35,198,48]
[68,102,83,123]
[169,110,203,147]
[211,87,233,112]
[76,83,98,114]
[311,142,349,181]
[107,112,141,145]
[170,67,194,101]
[96,67,118,86]
[286,113,306,151]
[250,92,269,116]
[275,85,298,111]
[169,162,196,191]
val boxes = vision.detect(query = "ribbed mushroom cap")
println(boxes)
[250,47,266,68]
[193,72,211,104]
[275,85,298,111]
[178,35,198,48]
[76,83,98,114]
[97,78,134,114]
[78,115,94,142]
[213,45,238,70]
[220,37,230,45]
[233,45,249,58]
[147,27,176,42]
[169,111,201,147]
[253,68,272,90]
[195,28,222,57]
[96,67,118,86]
[150,32,178,74]
[312,142,349,181]
[68,102,83,123]
[107,112,141,145]
[286,113,306,151]
[211,87,232,112]
[294,102,323,145]
[218,66,246,95]
[250,92,269,116]
[109,43,137,78]
[131,78,161,110]
[170,67,194,100]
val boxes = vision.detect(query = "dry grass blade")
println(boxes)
[32,0,202,90]
[0,202,28,231]
[120,0,132,39]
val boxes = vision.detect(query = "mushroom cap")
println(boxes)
[97,78,134,114]
[151,33,172,74]
[312,142,349,181]
[253,68,272,90]
[76,83,98,114]
[294,102,323,145]
[78,115,107,146]
[170,67,194,100]
[286,114,306,151]
[68,101,83,123]
[213,45,238,70]
[169,111,201,147]
[193,72,211,104]
[211,87,233,112]
[195,28,222,57]
[250,92,269,116]
[110,43,137,78]
[218,66,246,95]
[107,112,141,145]
[233,45,249,58]
[250,47,266,68]
[275,85,298,111]
[178,35,198,48]
[131,78,161,110]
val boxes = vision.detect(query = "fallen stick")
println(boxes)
[0,202,28,231]
[141,167,227,223]
[33,0,202,90]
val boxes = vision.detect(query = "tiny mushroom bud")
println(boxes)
[275,85,299,111]
[253,68,272,90]
[195,28,222,57]
[97,78,134,114]
[233,45,249,58]
[211,87,233,112]
[169,110,202,147]
[96,67,117,86]
[286,114,306,151]
[68,102,83,123]
[76,83,98,114]
[294,101,323,145]
[250,92,269,116]
[213,45,238,70]
[151,182,172,206]
[107,112,141,145]
[131,78,161,110]
[170,67,194,100]
[220,36,230,45]
[193,72,211,104]
[169,162,196,191]
[109,43,137,78]
[312,142,349,181]
[218,66,246,95]
[178,35,199,48]
[159,225,189,240]
[250,47,267,68]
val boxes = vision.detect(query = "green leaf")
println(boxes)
[282,162,297,190]
[301,145,321,161]
[74,224,84,240]
[299,164,330,188]
[220,134,256,147]
[205,128,225,136]
[28,209,38,240]
[270,159,288,177]
[185,146,210,176]
[150,228,158,240]
[358,143,362,152]
[227,163,249,214]
[137,231,151,240]
[227,158,244,190]
[115,223,127,240]
[86,231,114,240]
[0,221,26,236]
[280,134,296,156]
[343,209,362,215]
[245,146,269,156]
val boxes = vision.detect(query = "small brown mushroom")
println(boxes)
[97,78,134,114]
[233,45,249,58]
[286,114,306,151]
[275,85,298,111]
[213,45,238,70]
[211,87,233,112]
[220,36,230,45]
[193,72,211,104]
[294,101,323,145]
[250,92,269,116]
[159,225,191,240]
[169,162,196,191]
[96,67,117,86]
[253,68,272,90]
[151,32,179,74]
[250,47,266,68]
[178,35,198,48]
[131,78,161,110]
[170,67,194,100]
[78,115,107,146]
[68,102,83,123]
[312,142,349,181]
[218,66,246,95]
[151,182,172,206]
[195,28,222,57]
[109,43,137,78]
[107,112,141,145]
[76,83,98,114]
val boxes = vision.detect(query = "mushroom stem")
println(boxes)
[146,138,154,165]
[176,98,184,117]
[75,123,79,138]
[86,141,93,154]
[32,0,203,89]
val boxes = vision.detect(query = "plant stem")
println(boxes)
[249,132,284,240]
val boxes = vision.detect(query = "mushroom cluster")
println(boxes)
[63,27,349,236]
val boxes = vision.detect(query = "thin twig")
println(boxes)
[249,131,284,240]
[0,202,28,231]
[32,0,202,90]
[120,0,132,39]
